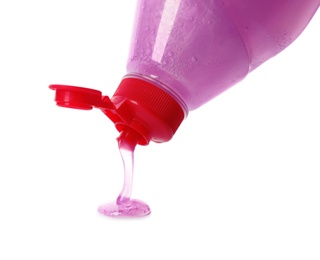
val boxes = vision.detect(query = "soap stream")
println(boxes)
[116,136,135,205]
[98,129,151,217]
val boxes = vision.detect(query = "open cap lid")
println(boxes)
[49,76,185,145]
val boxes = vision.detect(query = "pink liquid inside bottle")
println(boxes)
[129,0,319,107]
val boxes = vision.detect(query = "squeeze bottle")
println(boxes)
[50,0,320,145]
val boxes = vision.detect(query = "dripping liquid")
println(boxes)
[98,130,151,217]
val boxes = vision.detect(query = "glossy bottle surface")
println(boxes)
[127,0,319,111]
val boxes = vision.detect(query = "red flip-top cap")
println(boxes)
[49,77,185,145]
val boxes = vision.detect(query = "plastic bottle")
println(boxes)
[50,0,320,146]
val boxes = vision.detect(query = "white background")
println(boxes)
[0,1,319,259]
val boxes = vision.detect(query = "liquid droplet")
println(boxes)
[191,56,198,62]
[167,51,174,57]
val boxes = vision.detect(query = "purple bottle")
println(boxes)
[106,0,319,144]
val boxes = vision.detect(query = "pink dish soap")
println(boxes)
[98,129,151,217]
[49,0,319,217]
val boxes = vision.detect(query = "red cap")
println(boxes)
[49,77,185,145]
[105,77,185,145]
